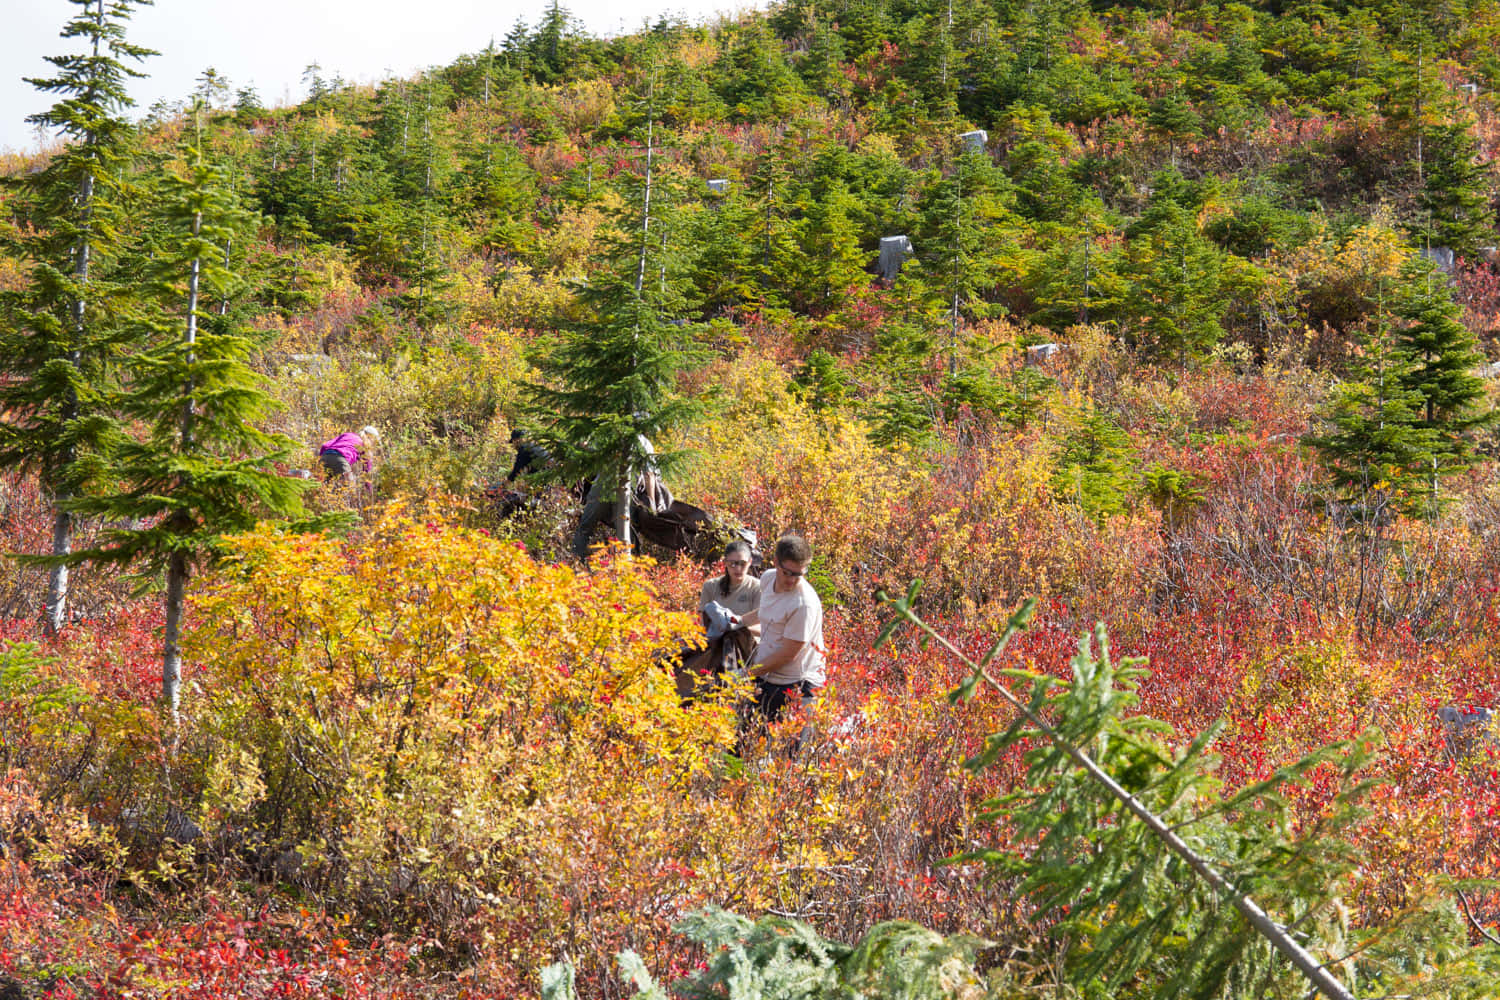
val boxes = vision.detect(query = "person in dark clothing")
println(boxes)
[506,428,550,482]
[571,435,670,561]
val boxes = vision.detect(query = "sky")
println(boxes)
[2,0,762,154]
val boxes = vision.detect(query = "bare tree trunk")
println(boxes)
[619,71,654,557]
[948,165,962,376]
[44,513,71,634]
[182,209,201,444]
[635,108,654,295]
[613,463,632,551]
[162,550,187,714]
[219,239,231,315]
[47,41,98,632]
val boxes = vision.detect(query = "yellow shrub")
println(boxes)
[475,262,581,329]
[179,505,897,980]
[677,356,918,598]
[267,337,524,492]
[184,506,731,912]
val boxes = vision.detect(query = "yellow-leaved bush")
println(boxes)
[182,504,737,939]
[678,356,919,599]
[269,335,525,494]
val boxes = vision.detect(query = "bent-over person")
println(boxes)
[318,425,379,490]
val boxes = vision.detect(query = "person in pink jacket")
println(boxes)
[318,425,380,489]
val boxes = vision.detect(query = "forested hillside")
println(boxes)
[3,0,1500,996]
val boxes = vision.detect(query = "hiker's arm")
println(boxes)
[737,608,759,628]
[750,638,804,678]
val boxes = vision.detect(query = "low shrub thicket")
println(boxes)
[2,345,1500,995]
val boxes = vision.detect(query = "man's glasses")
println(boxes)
[777,563,806,578]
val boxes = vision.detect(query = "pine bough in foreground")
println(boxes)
[545,590,1500,999]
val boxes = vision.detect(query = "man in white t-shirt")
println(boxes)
[739,533,825,728]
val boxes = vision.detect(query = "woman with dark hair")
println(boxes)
[680,539,761,699]
[699,539,761,627]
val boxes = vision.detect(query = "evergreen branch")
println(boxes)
[875,588,1359,1000]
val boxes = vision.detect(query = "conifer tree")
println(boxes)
[1392,256,1492,483]
[1414,112,1495,259]
[909,143,1018,374]
[1146,89,1203,170]
[746,141,798,307]
[1124,172,1227,364]
[1308,254,1489,525]
[785,177,867,314]
[1307,320,1438,520]
[530,0,580,84]
[525,64,705,555]
[0,0,155,633]
[685,186,761,315]
[65,141,320,711]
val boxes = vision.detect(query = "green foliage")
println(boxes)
[977,626,1500,998]
[1052,401,1135,519]
[60,140,327,703]
[0,0,157,627]
[714,19,809,120]
[524,67,707,511]
[867,388,937,450]
[873,594,1500,1000]
[907,148,1021,354]
[797,348,853,411]
[683,187,762,315]
[1123,171,1230,363]
[960,625,1372,997]
[1310,254,1494,519]
[66,145,318,572]
[1392,256,1493,475]
[1141,463,1202,528]
[1307,325,1439,518]
[542,907,992,1000]
[1205,194,1316,260]
[1146,89,1203,166]
[0,643,84,770]
[506,0,606,85]
[1413,113,1495,257]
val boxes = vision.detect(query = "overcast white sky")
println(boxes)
[3,0,762,154]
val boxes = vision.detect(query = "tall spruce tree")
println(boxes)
[910,142,1017,375]
[746,138,798,309]
[0,0,155,633]
[1415,111,1495,257]
[1307,319,1438,520]
[1308,255,1490,522]
[1392,256,1492,484]
[524,63,704,556]
[1124,172,1227,365]
[65,141,320,711]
